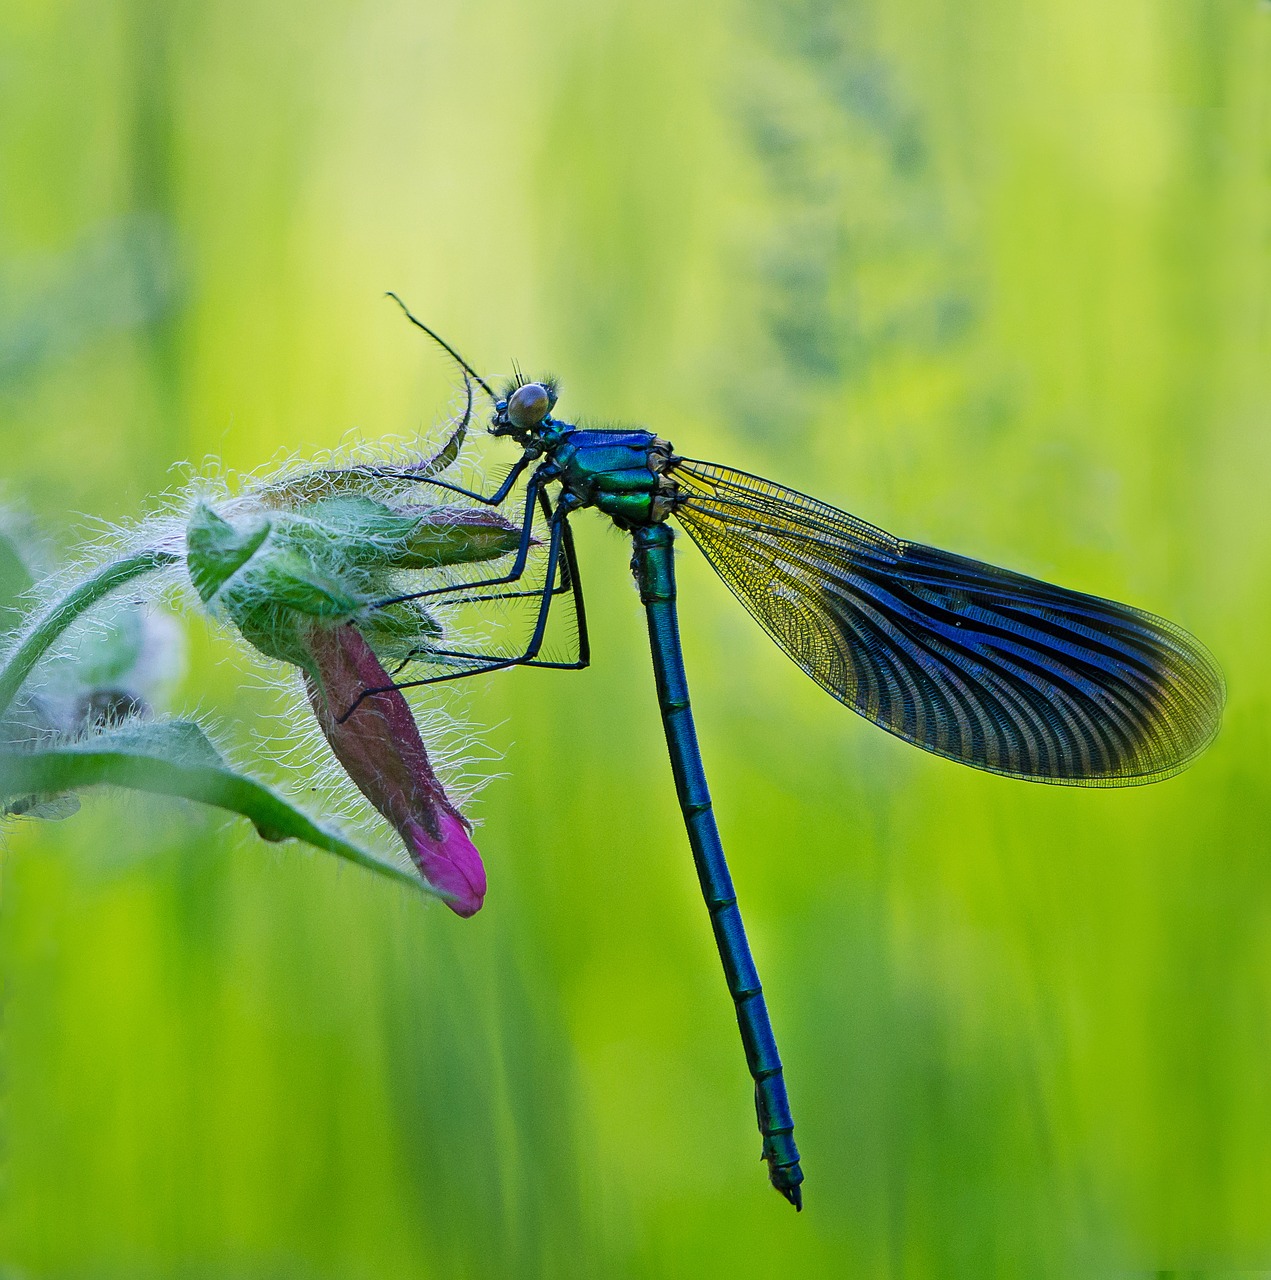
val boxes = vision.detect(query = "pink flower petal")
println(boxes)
[404,813,486,918]
[302,620,486,915]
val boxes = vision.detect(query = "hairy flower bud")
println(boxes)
[185,479,519,912]
[302,620,485,916]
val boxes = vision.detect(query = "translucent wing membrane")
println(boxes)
[671,459,1224,786]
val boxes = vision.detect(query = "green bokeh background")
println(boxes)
[2,0,1269,1275]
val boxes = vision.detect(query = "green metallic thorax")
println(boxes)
[543,425,677,527]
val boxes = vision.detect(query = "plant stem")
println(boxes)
[0,548,178,719]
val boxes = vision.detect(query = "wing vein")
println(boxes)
[671,457,1224,786]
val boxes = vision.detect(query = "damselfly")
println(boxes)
[355,295,1224,1209]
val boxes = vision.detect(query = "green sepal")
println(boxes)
[189,505,360,621]
[294,496,521,571]
[390,512,521,569]
[187,504,271,604]
[188,504,364,669]
[244,544,363,617]
[358,599,442,665]
[187,489,520,678]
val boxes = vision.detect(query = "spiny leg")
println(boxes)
[337,502,571,722]
[375,466,552,610]
[393,488,589,673]
[553,501,590,669]
[364,447,539,508]
[452,487,588,666]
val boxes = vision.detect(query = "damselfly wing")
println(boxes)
[671,458,1224,786]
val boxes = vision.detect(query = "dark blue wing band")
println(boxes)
[671,458,1224,786]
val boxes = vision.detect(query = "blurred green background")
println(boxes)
[2,0,1269,1275]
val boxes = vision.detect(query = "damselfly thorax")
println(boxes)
[494,382,680,527]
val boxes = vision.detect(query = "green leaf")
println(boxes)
[0,719,430,894]
[186,504,271,603]
[358,598,442,664]
[390,511,523,569]
[0,547,178,721]
[287,496,521,571]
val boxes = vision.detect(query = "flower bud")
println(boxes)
[302,619,485,916]
[184,479,519,913]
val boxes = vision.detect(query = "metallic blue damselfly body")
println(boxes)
[357,297,1225,1209]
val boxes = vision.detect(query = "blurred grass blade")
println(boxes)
[0,525,35,634]
[0,720,429,893]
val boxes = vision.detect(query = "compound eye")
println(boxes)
[507,382,551,430]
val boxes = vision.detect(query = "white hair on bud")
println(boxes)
[3,393,524,865]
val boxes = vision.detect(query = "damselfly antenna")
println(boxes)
[386,292,498,403]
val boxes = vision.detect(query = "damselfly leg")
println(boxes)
[390,492,588,674]
[337,491,588,721]
[372,466,549,611]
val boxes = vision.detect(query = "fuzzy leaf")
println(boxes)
[288,496,522,572]
[390,507,523,569]
[187,504,271,603]
[0,719,428,892]
[63,599,148,688]
[0,548,178,722]
[358,599,442,664]
[247,546,363,617]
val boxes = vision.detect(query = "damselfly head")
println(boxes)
[492,379,558,438]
